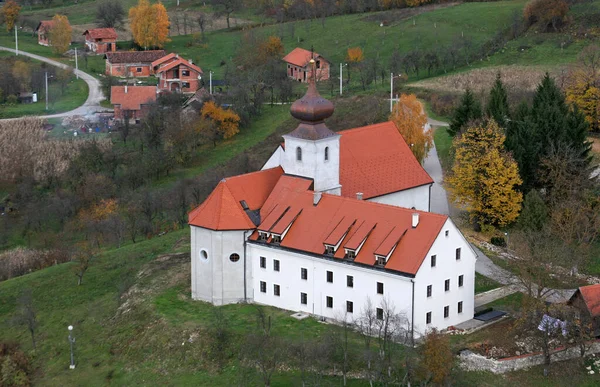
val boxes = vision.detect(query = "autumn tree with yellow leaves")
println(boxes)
[49,14,72,54]
[447,120,523,227]
[565,45,600,132]
[200,101,241,146]
[129,0,170,49]
[389,94,432,164]
[345,47,363,83]
[1,0,21,32]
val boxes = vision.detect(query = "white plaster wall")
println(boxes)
[262,146,283,170]
[190,226,252,305]
[280,135,341,193]
[248,243,414,323]
[368,184,431,212]
[413,218,476,336]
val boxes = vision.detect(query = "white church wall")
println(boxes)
[261,146,283,171]
[367,184,431,212]
[412,218,476,336]
[191,226,252,305]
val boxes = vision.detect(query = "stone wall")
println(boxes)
[459,341,600,374]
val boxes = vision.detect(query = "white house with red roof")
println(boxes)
[188,64,475,337]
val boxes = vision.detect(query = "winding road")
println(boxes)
[0,46,106,119]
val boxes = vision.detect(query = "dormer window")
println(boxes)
[324,245,334,255]
[258,232,268,241]
[345,249,356,260]
[296,147,302,161]
[375,255,386,266]
[271,234,281,244]
[324,147,329,161]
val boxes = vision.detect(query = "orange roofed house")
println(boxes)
[152,54,203,93]
[83,28,117,54]
[569,284,600,337]
[283,47,330,82]
[105,50,166,78]
[188,63,476,339]
[111,85,157,122]
[35,20,55,46]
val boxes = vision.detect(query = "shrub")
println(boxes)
[524,0,569,32]
[490,236,507,247]
[6,94,18,105]
[0,342,30,387]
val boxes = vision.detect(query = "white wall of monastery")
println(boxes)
[368,184,431,212]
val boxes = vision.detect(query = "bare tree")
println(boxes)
[14,289,38,350]
[96,0,125,28]
[73,245,95,286]
[196,12,212,42]
[211,0,242,29]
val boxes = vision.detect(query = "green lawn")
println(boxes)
[433,125,453,173]
[475,272,501,294]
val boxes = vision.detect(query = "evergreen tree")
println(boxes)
[505,102,540,192]
[517,190,548,231]
[447,88,482,137]
[487,72,510,126]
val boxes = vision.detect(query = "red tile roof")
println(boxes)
[188,167,284,230]
[83,28,117,40]
[249,176,447,275]
[339,121,433,199]
[105,50,166,64]
[152,53,178,68]
[155,58,203,75]
[283,47,328,68]
[578,284,600,317]
[36,20,55,33]
[110,86,157,111]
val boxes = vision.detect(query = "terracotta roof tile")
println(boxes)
[283,47,328,68]
[83,28,117,40]
[156,58,203,75]
[111,86,157,110]
[339,121,434,199]
[105,50,166,64]
[579,284,600,317]
[188,167,284,230]
[36,20,55,32]
[152,53,178,68]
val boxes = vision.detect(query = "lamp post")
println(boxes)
[505,232,509,248]
[45,72,54,111]
[209,71,213,95]
[339,63,347,96]
[390,73,402,113]
[74,48,79,80]
[15,26,22,56]
[68,325,75,370]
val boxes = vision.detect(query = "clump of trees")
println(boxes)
[96,0,125,28]
[0,341,31,385]
[565,45,600,132]
[1,0,21,32]
[524,0,569,32]
[129,0,170,49]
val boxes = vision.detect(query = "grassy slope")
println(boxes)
[475,272,501,294]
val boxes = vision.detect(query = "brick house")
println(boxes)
[111,85,157,122]
[155,57,203,93]
[35,20,55,46]
[105,50,166,78]
[568,284,600,337]
[151,53,179,71]
[82,28,117,54]
[283,47,330,83]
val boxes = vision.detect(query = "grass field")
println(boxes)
[475,273,501,294]
[433,125,453,173]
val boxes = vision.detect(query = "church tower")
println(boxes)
[281,58,341,195]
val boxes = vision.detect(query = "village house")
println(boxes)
[82,28,117,54]
[568,284,600,337]
[188,63,476,338]
[283,47,330,83]
[154,56,203,93]
[110,85,157,123]
[105,50,166,78]
[35,20,54,46]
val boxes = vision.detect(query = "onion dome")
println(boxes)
[288,59,337,140]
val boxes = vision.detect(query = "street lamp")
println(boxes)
[339,63,347,96]
[68,325,75,370]
[390,73,402,113]
[45,72,54,111]
[15,26,22,56]
[504,232,509,248]
[209,71,213,95]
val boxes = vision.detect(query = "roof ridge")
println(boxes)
[338,121,395,135]
[224,166,282,182]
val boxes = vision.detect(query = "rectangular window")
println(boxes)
[301,268,308,280]
[459,275,464,287]
[273,259,280,272]
[445,279,450,292]
[346,301,353,313]
[456,248,462,260]
[301,292,307,305]
[326,296,333,308]
[347,275,353,288]
[182,82,190,88]
[426,312,432,324]
[182,70,190,76]
[376,308,384,320]
[324,245,334,255]
[376,256,385,266]
[260,281,266,293]
[271,235,281,243]
[427,285,432,298]
[445,230,449,237]
[274,284,280,296]
[444,305,449,318]
[346,250,356,260]
[458,301,463,314]
[377,282,384,295]
[136,67,142,72]
[260,256,266,268]
[431,255,437,267]
[258,232,268,241]
[327,271,333,283]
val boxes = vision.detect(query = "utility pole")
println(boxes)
[45,72,49,111]
[340,62,343,95]
[74,48,79,79]
[209,71,213,94]
[390,73,394,113]
[15,27,18,56]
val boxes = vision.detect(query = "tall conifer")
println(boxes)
[447,88,482,137]
[487,73,510,126]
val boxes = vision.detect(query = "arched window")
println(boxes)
[324,147,329,161]
[200,250,208,260]
[296,147,302,161]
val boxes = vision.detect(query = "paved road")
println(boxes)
[0,46,106,119]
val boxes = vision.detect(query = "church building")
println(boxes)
[188,60,476,337]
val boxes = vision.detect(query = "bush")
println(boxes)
[429,93,457,118]
[6,95,18,105]
[524,0,569,32]
[0,342,31,387]
[490,236,507,247]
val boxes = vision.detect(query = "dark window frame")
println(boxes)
[377,282,384,295]
[444,305,449,318]
[445,279,450,292]
[260,281,266,293]
[431,255,437,267]
[260,256,266,268]
[426,312,432,324]
[346,301,353,313]
[327,271,333,283]
[301,268,308,280]
[273,259,280,272]
[427,285,432,298]
[326,296,333,308]
[347,275,353,288]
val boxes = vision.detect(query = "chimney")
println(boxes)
[313,192,322,206]
[125,84,128,93]
[412,213,419,229]
[356,192,363,200]
[189,59,193,64]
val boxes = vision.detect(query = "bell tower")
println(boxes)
[281,57,341,195]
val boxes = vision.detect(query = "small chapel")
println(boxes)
[188,59,476,337]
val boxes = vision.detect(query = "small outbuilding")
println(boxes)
[568,284,600,337]
[35,20,55,46]
[283,47,330,83]
[82,28,117,54]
